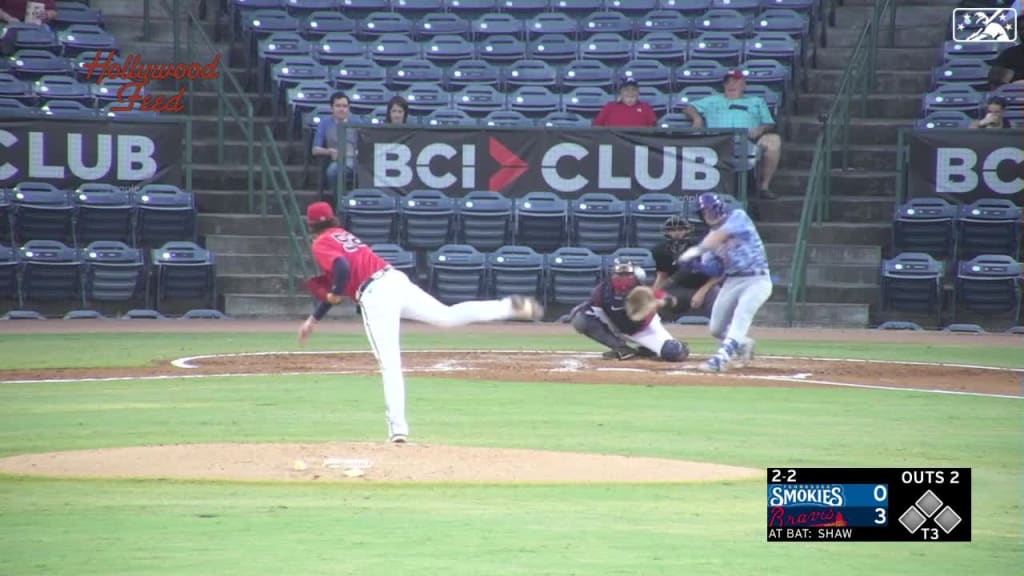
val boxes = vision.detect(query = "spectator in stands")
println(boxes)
[986,13,1024,83]
[312,92,359,196]
[386,96,409,124]
[0,0,57,25]
[593,77,657,128]
[971,96,1012,129]
[682,70,782,201]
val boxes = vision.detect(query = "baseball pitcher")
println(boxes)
[569,258,689,361]
[678,193,772,372]
[297,202,543,443]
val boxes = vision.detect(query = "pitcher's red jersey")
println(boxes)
[311,227,389,299]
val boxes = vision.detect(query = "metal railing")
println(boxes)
[785,0,895,326]
[259,126,314,295]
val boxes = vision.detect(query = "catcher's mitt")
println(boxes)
[626,286,659,321]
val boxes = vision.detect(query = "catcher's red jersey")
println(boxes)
[311,227,389,299]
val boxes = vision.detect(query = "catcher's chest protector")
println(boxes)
[600,280,645,335]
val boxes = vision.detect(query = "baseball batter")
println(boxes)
[679,193,772,372]
[570,259,689,361]
[297,202,544,443]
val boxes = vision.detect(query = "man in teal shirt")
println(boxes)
[683,70,783,200]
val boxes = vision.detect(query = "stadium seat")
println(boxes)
[244,10,301,60]
[445,0,498,19]
[634,32,688,64]
[454,84,506,116]
[33,74,93,106]
[368,33,422,65]
[880,252,943,324]
[272,56,329,113]
[81,240,146,309]
[739,58,790,95]
[339,188,399,245]
[915,110,973,129]
[472,12,524,40]
[0,96,39,117]
[639,85,671,113]
[400,189,456,250]
[940,40,1008,63]
[132,184,197,250]
[2,23,60,54]
[150,241,217,314]
[955,254,1023,323]
[347,81,392,114]
[259,32,313,90]
[18,239,81,306]
[571,192,627,254]
[230,0,284,40]
[300,11,357,40]
[487,244,545,300]
[994,82,1024,111]
[428,243,488,304]
[744,32,800,69]
[931,59,990,91]
[7,50,71,82]
[482,109,531,126]
[580,11,635,38]
[553,0,605,17]
[754,8,809,37]
[688,31,744,67]
[501,0,551,19]
[456,190,514,251]
[370,242,418,281]
[338,0,391,19]
[424,107,476,125]
[559,59,614,91]
[674,84,719,112]
[546,246,603,305]
[73,184,133,247]
[52,3,105,30]
[57,24,118,59]
[315,33,366,65]
[525,11,578,39]
[579,32,633,65]
[91,76,142,109]
[414,12,471,39]
[563,86,611,115]
[620,59,673,91]
[509,85,561,117]
[957,199,1023,260]
[388,57,444,90]
[922,84,984,118]
[607,247,656,284]
[404,82,452,115]
[503,58,558,90]
[0,73,35,106]
[743,83,782,115]
[539,110,588,126]
[0,243,17,306]
[528,33,578,64]
[423,34,477,64]
[892,197,957,260]
[99,100,160,120]
[694,9,751,37]
[758,0,816,15]
[11,182,73,246]
[674,59,729,89]
[390,0,444,19]
[479,34,527,63]
[658,112,695,128]
[445,59,501,90]
[515,191,568,253]
[287,80,332,138]
[358,11,414,39]
[660,0,712,14]
[284,0,338,18]
[628,193,685,249]
[608,0,659,15]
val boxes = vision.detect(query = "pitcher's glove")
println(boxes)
[304,274,342,304]
[626,287,675,322]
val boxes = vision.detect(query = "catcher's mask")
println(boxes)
[610,258,638,292]
[663,215,692,237]
[611,258,636,276]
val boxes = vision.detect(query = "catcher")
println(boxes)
[651,215,721,319]
[570,258,689,361]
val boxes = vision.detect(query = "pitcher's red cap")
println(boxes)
[307,201,335,225]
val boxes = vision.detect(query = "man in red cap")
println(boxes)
[593,77,658,127]
[298,201,544,443]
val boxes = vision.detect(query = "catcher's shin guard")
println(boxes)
[571,306,630,352]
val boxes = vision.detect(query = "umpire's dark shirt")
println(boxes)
[652,239,710,290]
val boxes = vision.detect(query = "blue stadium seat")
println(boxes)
[637,10,692,37]
[271,57,329,110]
[7,49,71,82]
[572,192,627,254]
[364,105,392,125]
[0,96,39,117]
[739,58,790,95]
[660,0,712,14]
[400,189,456,250]
[11,182,73,246]
[287,80,332,137]
[744,32,800,69]
[388,57,444,90]
[957,199,1023,260]
[99,100,160,121]
[479,34,527,63]
[414,12,471,39]
[994,82,1024,111]
[880,252,943,323]
[940,40,1008,63]
[454,84,506,116]
[244,10,302,57]
[18,239,81,307]
[473,13,524,40]
[546,246,603,305]
[258,32,312,90]
[487,244,546,300]
[922,84,985,118]
[580,11,635,38]
[445,0,498,18]
[300,11,357,40]
[483,109,531,126]
[539,110,588,126]
[230,0,284,40]
[347,81,392,114]
[608,0,659,15]
[338,0,391,19]
[620,59,673,91]
[525,12,578,39]
[509,85,561,117]
[892,197,957,260]
[390,0,445,19]
[424,34,477,64]
[955,255,1022,323]
[51,2,105,29]
[445,59,501,90]
[457,190,514,251]
[501,0,551,19]
[931,59,990,91]
[674,58,729,89]
[73,184,133,247]
[528,33,579,64]
[634,31,688,64]
[339,188,400,245]
[424,107,476,125]
[57,24,118,59]
[694,9,750,37]
[628,193,685,249]
[658,112,695,128]
[405,82,452,115]
[369,33,422,65]
[553,0,605,17]
[674,84,718,111]
[32,74,93,106]
[563,86,611,115]
[332,57,387,90]
[132,185,197,249]
[370,243,418,281]
[758,0,816,15]
[688,31,744,66]
[580,32,633,65]
[754,8,809,38]
[91,76,142,109]
[315,33,366,65]
[283,0,338,17]
[503,58,558,90]
[712,0,760,12]
[515,191,568,253]
[2,23,60,54]
[0,243,16,306]
[915,110,972,129]
[150,241,217,314]
[743,83,782,114]
[638,85,671,113]
[72,50,125,82]
[608,247,657,283]
[559,59,613,91]
[359,11,414,39]
[428,244,488,304]
[81,240,146,309]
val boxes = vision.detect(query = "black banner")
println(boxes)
[355,126,739,199]
[908,128,1024,205]
[0,118,184,189]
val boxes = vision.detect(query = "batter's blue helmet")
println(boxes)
[698,192,728,220]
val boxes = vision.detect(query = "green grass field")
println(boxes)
[0,331,1021,575]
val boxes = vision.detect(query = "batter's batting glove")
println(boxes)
[678,245,704,263]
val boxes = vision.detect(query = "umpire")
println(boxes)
[651,215,720,319]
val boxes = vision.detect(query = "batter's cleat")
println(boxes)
[733,339,756,369]
[699,355,727,373]
[602,346,638,360]
[389,434,408,444]
[508,295,544,321]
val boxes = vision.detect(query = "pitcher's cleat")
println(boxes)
[508,295,544,321]
[389,434,408,444]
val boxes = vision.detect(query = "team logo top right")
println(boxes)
[952,7,1019,43]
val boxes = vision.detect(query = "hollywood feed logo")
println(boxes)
[82,50,221,113]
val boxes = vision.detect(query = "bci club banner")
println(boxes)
[355,126,739,199]
[0,118,184,189]
[908,129,1024,206]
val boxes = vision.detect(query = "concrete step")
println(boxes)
[796,92,923,118]
[758,222,892,245]
[188,115,285,141]
[764,243,881,266]
[756,302,870,328]
[786,115,914,145]
[218,253,300,275]
[781,143,899,171]
[770,263,881,286]
[759,195,895,223]
[224,293,349,319]
[206,234,292,254]
[815,47,940,71]
[196,186,320,213]
[771,168,898,198]
[769,281,879,305]
[218,273,294,294]
[93,0,205,17]
[190,163,309,192]
[833,5,955,28]
[805,69,933,95]
[191,139,309,168]
[824,25,949,49]
[199,213,289,236]
[103,15,219,44]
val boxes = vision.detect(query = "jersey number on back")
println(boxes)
[331,232,365,253]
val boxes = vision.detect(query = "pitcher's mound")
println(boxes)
[0,443,760,484]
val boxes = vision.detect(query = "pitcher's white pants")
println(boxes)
[357,268,515,438]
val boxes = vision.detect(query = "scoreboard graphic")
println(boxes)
[766,468,971,542]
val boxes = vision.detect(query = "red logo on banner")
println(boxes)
[82,50,221,113]
[488,137,528,191]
